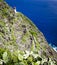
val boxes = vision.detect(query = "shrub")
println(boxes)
[0,48,56,65]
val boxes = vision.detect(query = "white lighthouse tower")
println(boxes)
[13,7,17,13]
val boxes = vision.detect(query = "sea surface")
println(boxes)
[5,0,57,48]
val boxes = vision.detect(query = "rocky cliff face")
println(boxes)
[0,0,57,65]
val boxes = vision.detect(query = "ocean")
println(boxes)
[5,0,57,48]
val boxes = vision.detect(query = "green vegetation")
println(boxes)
[0,0,57,65]
[29,30,37,36]
[21,32,29,43]
[0,0,3,2]
[0,21,5,27]
[0,48,56,65]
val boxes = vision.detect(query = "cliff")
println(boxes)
[0,0,57,65]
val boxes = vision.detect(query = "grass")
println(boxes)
[29,30,37,36]
[21,32,29,43]
[0,20,5,27]
[11,27,16,41]
[0,32,4,37]
[31,40,35,51]
[0,0,3,2]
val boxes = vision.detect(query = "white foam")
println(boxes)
[49,44,57,52]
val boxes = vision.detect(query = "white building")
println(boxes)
[13,7,17,13]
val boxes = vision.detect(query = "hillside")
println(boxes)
[0,0,57,65]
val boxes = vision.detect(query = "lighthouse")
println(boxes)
[13,7,17,13]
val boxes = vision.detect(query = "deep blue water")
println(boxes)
[5,0,57,47]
